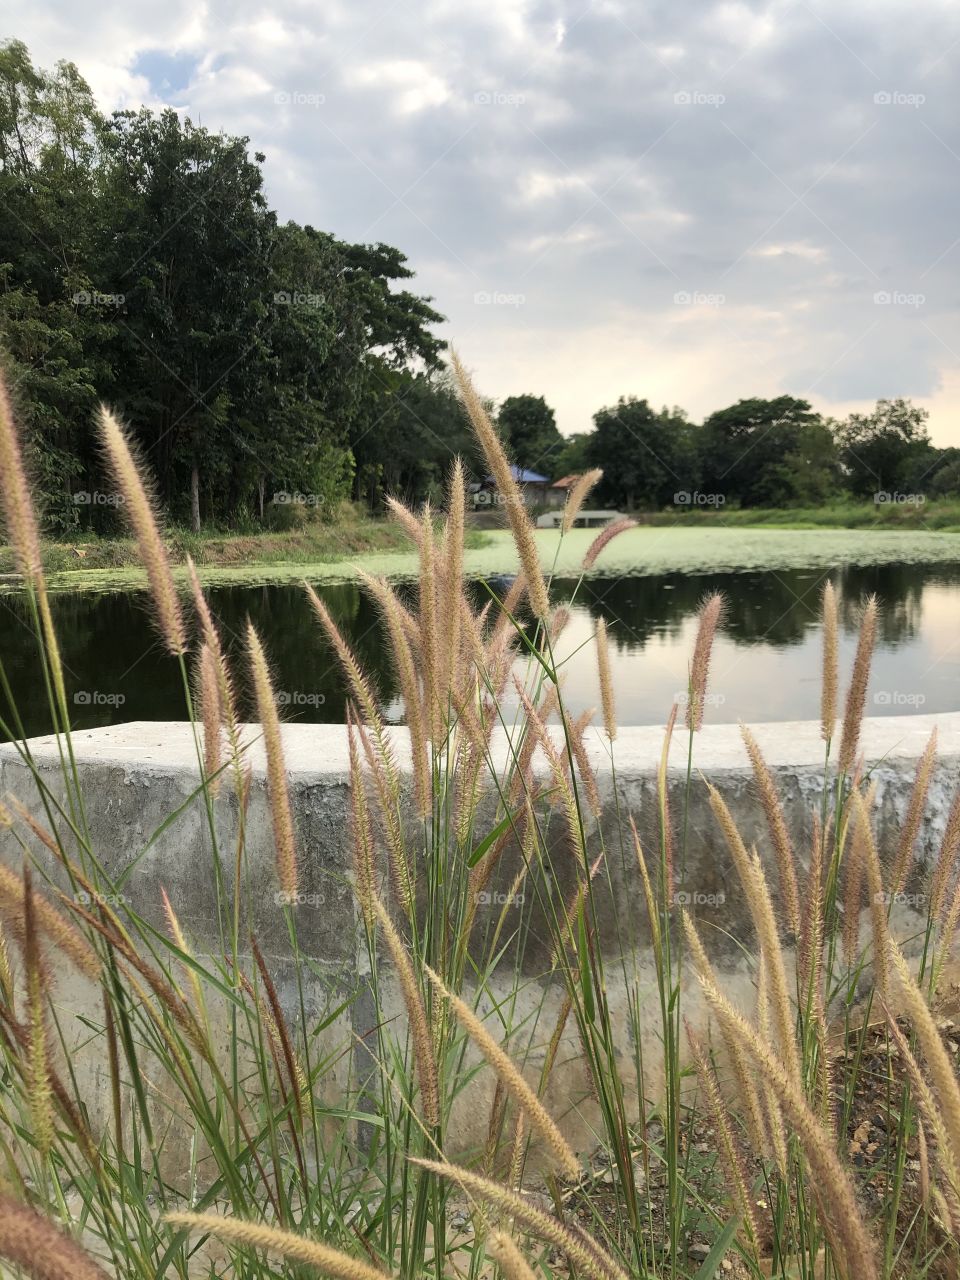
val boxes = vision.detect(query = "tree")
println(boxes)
[497,395,564,475]
[835,399,934,498]
[586,398,697,509]
[699,397,823,506]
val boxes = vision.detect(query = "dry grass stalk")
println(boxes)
[409,1159,627,1280]
[595,618,616,740]
[821,580,838,742]
[196,641,223,793]
[798,812,824,1005]
[686,593,724,731]
[384,495,424,548]
[356,719,413,914]
[837,595,878,775]
[443,459,466,693]
[0,917,12,1005]
[887,941,960,1165]
[306,585,390,752]
[418,502,441,742]
[883,1008,960,1230]
[842,782,875,964]
[658,703,678,902]
[891,727,937,894]
[160,887,206,1021]
[0,860,99,981]
[581,517,637,571]
[741,724,800,936]
[489,1229,539,1280]
[0,371,42,583]
[849,789,889,998]
[423,965,579,1177]
[98,406,186,655]
[686,1022,761,1250]
[246,623,298,899]
[561,468,604,533]
[347,710,377,929]
[165,1212,386,1279]
[689,933,878,1280]
[451,352,550,617]
[374,901,440,1128]
[251,936,305,1121]
[0,1193,111,1280]
[22,867,54,1157]
[706,785,801,1085]
[359,571,431,816]
[929,783,960,920]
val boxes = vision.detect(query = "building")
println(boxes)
[471,465,551,509]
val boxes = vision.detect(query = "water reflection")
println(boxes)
[1,560,958,740]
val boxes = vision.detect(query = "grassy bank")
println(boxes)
[0,505,489,580]
[635,496,960,529]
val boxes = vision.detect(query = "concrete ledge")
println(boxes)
[1,713,956,1172]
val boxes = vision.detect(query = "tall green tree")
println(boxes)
[834,399,934,498]
[497,394,564,475]
[699,396,823,506]
[586,398,697,509]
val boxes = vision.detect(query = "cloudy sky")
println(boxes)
[16,0,960,440]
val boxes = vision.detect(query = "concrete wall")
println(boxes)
[0,713,956,1173]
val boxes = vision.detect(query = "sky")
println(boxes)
[14,0,960,441]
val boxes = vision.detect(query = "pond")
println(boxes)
[2,528,960,738]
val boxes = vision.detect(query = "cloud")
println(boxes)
[14,0,960,441]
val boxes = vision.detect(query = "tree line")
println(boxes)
[496,393,959,511]
[4,41,956,535]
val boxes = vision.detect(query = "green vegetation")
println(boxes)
[1,360,959,1280]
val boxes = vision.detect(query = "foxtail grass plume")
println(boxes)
[165,1213,386,1280]
[0,1193,111,1280]
[821,580,838,741]
[740,724,800,937]
[450,352,550,617]
[374,900,440,1128]
[595,617,616,739]
[930,782,960,920]
[891,726,937,894]
[424,964,580,1178]
[581,516,637,571]
[195,642,223,793]
[686,592,723,731]
[409,1160,628,1280]
[837,594,878,775]
[22,866,54,1157]
[98,407,186,654]
[246,623,298,899]
[0,370,42,583]
[561,467,603,533]
[489,1231,539,1280]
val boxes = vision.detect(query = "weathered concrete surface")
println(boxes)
[0,713,957,1173]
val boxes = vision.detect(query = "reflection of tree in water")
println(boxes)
[4,558,960,740]
[551,561,953,653]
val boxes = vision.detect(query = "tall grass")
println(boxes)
[0,364,958,1280]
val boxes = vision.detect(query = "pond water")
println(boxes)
[2,531,960,738]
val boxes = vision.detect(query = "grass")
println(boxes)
[0,504,491,580]
[0,364,959,1279]
[634,497,960,531]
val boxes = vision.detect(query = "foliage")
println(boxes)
[497,393,565,475]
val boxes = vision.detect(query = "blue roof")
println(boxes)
[484,465,550,484]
